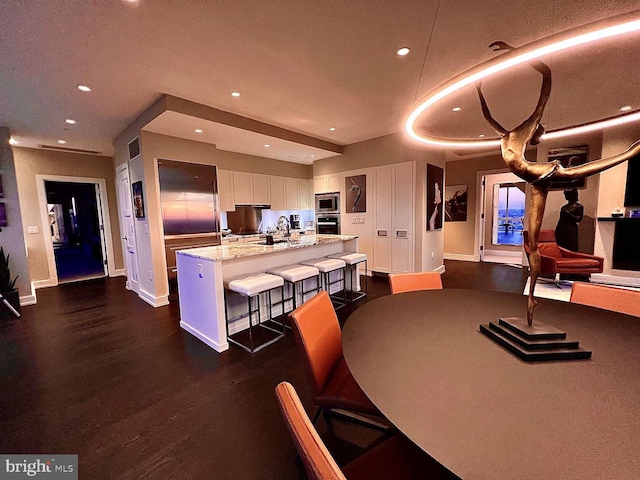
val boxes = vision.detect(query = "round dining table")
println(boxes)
[342,289,640,480]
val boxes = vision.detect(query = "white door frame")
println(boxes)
[116,163,140,294]
[475,169,526,264]
[36,174,117,286]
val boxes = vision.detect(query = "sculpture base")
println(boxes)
[479,317,591,362]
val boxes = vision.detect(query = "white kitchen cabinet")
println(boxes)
[218,169,235,212]
[269,176,286,210]
[253,174,271,205]
[314,174,340,194]
[285,177,299,209]
[298,178,313,210]
[233,172,254,204]
[372,161,415,273]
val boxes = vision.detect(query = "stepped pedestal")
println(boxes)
[479,317,592,362]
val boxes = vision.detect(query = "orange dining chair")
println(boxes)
[275,381,455,480]
[388,271,443,294]
[288,291,387,431]
[570,282,640,317]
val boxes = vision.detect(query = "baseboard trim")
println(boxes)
[444,253,479,262]
[138,288,170,308]
[591,274,640,288]
[33,278,58,289]
[435,264,446,274]
[20,294,37,306]
[180,321,228,353]
[110,269,126,277]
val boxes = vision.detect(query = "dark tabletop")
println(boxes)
[342,289,640,480]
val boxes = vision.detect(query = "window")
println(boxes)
[492,183,525,246]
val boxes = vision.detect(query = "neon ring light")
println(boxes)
[406,11,640,148]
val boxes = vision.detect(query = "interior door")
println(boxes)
[117,165,139,293]
[94,184,109,276]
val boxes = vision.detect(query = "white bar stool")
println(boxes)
[301,257,347,309]
[224,273,285,353]
[327,252,368,302]
[267,265,321,316]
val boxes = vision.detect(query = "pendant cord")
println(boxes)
[413,0,442,102]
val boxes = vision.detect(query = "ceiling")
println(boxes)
[1,1,640,161]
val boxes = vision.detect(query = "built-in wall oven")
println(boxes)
[316,215,340,235]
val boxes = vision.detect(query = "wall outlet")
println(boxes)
[431,251,435,260]
[27,226,39,234]
[351,217,358,224]
[149,270,153,281]
[144,224,149,234]
[198,264,203,278]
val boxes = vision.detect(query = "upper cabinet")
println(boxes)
[269,176,286,210]
[218,169,235,212]
[252,174,271,205]
[219,170,312,211]
[233,171,254,204]
[285,177,300,209]
[314,174,340,194]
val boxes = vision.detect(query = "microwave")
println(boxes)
[315,193,340,213]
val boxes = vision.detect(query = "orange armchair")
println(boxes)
[523,230,604,281]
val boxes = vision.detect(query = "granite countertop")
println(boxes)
[176,234,357,261]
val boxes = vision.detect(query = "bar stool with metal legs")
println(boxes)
[301,257,347,310]
[327,252,368,302]
[267,265,321,319]
[224,273,285,353]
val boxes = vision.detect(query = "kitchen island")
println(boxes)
[176,234,360,352]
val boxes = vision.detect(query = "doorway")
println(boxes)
[479,172,526,265]
[45,181,107,283]
[36,174,117,287]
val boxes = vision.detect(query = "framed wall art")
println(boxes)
[427,164,444,230]
[345,175,366,213]
[132,181,145,219]
[548,145,588,190]
[444,184,468,222]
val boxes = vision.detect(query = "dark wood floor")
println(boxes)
[0,261,527,479]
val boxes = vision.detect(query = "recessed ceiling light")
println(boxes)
[310,154,315,158]
[77,85,92,92]
[194,129,203,133]
[620,105,632,111]
[264,144,270,148]
[397,47,410,56]
[58,140,66,144]
[329,127,336,131]
[65,119,76,125]
[478,134,485,138]
[452,107,461,112]
[9,137,17,145]
[231,92,241,97]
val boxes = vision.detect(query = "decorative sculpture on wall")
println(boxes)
[477,41,640,325]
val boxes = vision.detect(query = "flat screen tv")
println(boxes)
[624,152,640,207]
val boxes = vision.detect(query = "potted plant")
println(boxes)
[0,246,20,319]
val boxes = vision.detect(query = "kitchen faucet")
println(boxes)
[277,215,290,237]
